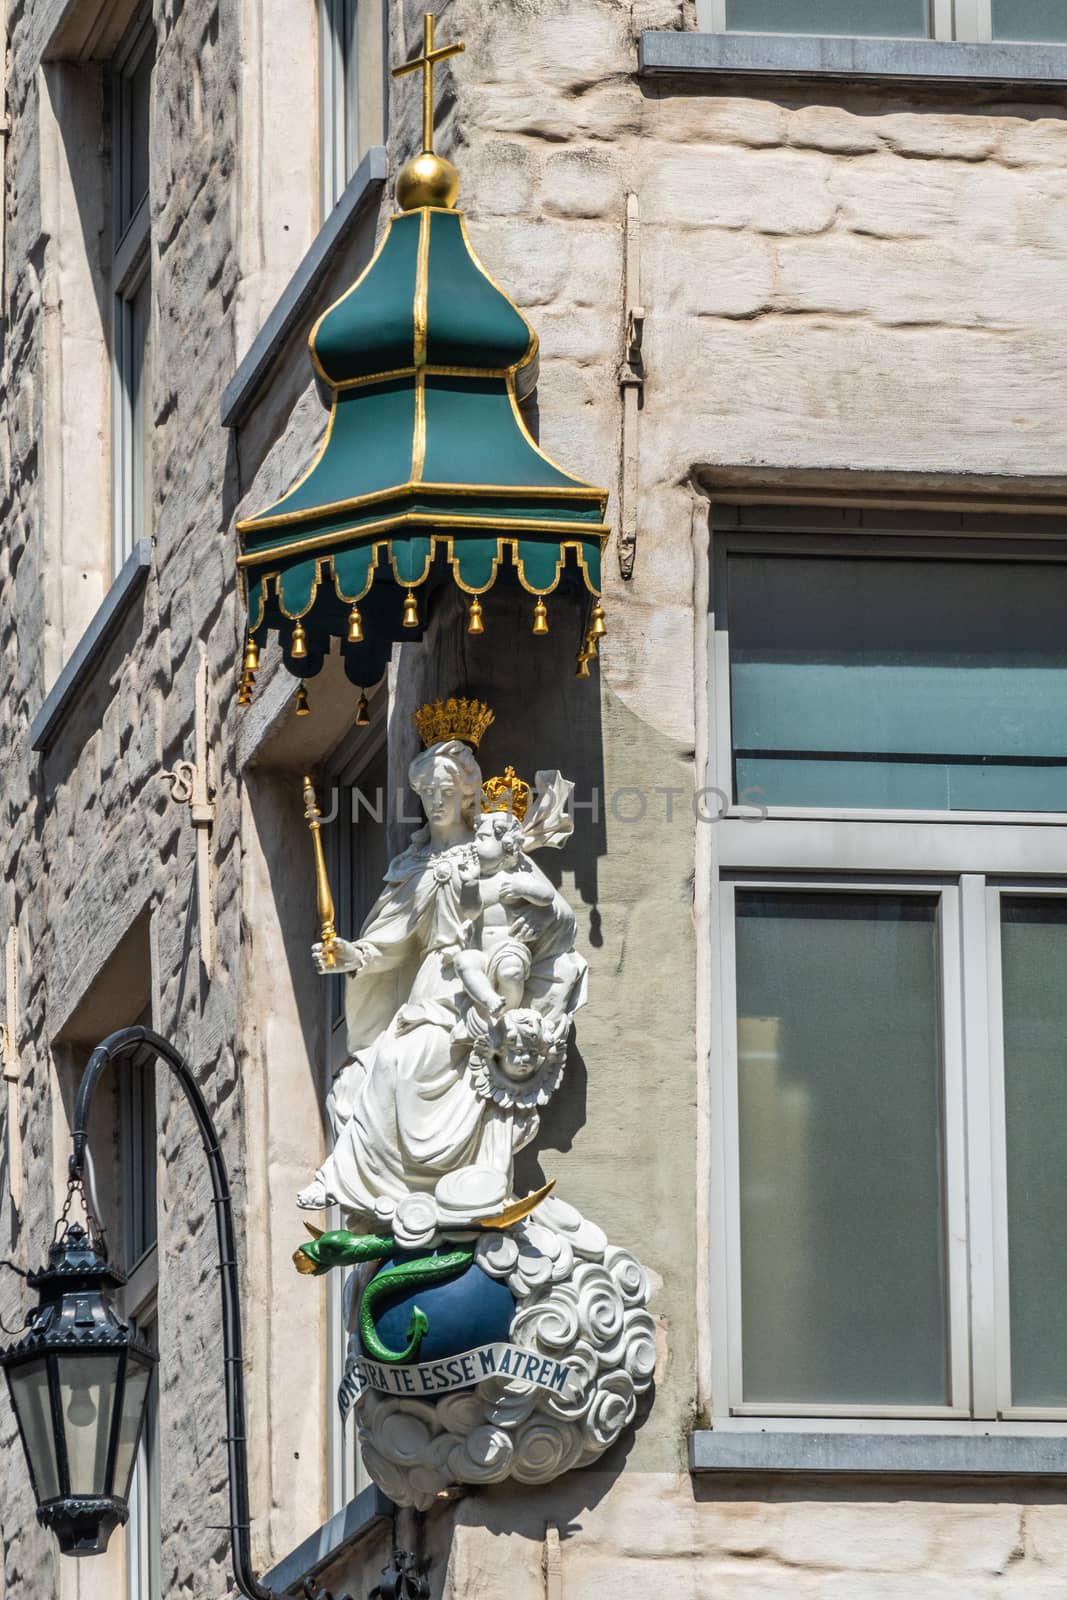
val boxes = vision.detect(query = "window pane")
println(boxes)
[729,553,1067,812]
[342,0,360,185]
[124,1054,157,1265]
[735,890,948,1406]
[1001,896,1067,1406]
[115,275,151,569]
[127,44,152,214]
[130,275,150,544]
[724,0,931,37]
[124,1333,160,1599]
[992,1,1067,40]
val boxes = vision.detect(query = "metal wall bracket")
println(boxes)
[618,192,644,580]
[2,926,22,1212]
[159,648,216,977]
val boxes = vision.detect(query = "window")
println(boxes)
[699,0,1067,42]
[120,1060,160,1598]
[319,0,388,215]
[324,733,390,1508]
[111,10,154,573]
[990,0,1067,39]
[709,509,1067,1429]
[727,547,1067,814]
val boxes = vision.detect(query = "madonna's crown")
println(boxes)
[413,697,495,751]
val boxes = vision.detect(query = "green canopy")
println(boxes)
[237,202,608,689]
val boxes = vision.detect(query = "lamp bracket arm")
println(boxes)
[70,1026,276,1600]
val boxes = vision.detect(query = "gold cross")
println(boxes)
[392,12,465,157]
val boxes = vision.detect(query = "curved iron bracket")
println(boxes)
[71,1027,411,1600]
[71,1026,274,1600]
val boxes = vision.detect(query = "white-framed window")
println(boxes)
[698,0,1067,43]
[111,8,154,573]
[319,0,388,216]
[324,729,390,1508]
[708,508,1067,1431]
[120,1060,160,1598]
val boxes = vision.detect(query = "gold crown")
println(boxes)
[482,765,531,822]
[413,697,495,751]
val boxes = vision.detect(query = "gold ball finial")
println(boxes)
[397,151,460,212]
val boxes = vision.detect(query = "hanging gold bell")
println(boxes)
[468,598,484,636]
[591,601,606,639]
[295,684,310,716]
[290,622,308,659]
[244,635,260,674]
[402,590,420,628]
[355,692,370,727]
[575,648,591,680]
[532,599,549,636]
[347,606,364,644]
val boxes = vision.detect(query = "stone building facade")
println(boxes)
[2,0,1067,1596]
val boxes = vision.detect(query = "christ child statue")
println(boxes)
[450,810,556,1020]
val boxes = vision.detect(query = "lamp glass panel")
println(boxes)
[112,1356,153,1501]
[7,1358,61,1503]
[57,1353,119,1495]
[992,1,1067,39]
[1001,896,1067,1405]
[724,0,931,37]
[735,890,948,1405]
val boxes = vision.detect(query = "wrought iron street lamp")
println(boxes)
[0,1026,429,1600]
[0,1216,155,1555]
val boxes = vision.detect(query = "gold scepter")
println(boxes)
[302,774,337,969]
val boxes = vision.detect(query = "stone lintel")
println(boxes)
[639,31,1067,88]
[690,1430,1067,1477]
[220,146,388,431]
[30,538,152,754]
[260,1485,394,1596]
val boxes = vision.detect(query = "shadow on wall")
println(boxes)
[391,580,608,1178]
[637,67,1067,124]
[389,581,608,910]
[243,773,333,1142]
[514,1036,588,1198]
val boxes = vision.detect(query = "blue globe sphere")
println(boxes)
[364,1245,515,1365]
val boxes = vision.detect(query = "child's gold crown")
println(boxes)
[413,697,495,750]
[481,765,531,822]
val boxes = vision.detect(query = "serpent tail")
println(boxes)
[359,1245,476,1364]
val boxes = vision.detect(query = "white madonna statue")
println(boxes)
[297,727,587,1229]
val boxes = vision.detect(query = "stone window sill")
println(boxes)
[691,1429,1067,1477]
[30,538,152,754]
[260,1485,393,1596]
[220,145,388,430]
[639,31,1067,88]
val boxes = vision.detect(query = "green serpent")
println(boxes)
[295,1230,476,1364]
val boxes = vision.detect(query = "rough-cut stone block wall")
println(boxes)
[3,0,1067,1594]
[0,2,278,1595]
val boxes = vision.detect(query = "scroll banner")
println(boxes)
[339,1342,578,1424]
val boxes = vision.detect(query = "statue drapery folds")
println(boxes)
[294,701,655,1506]
[299,737,588,1224]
